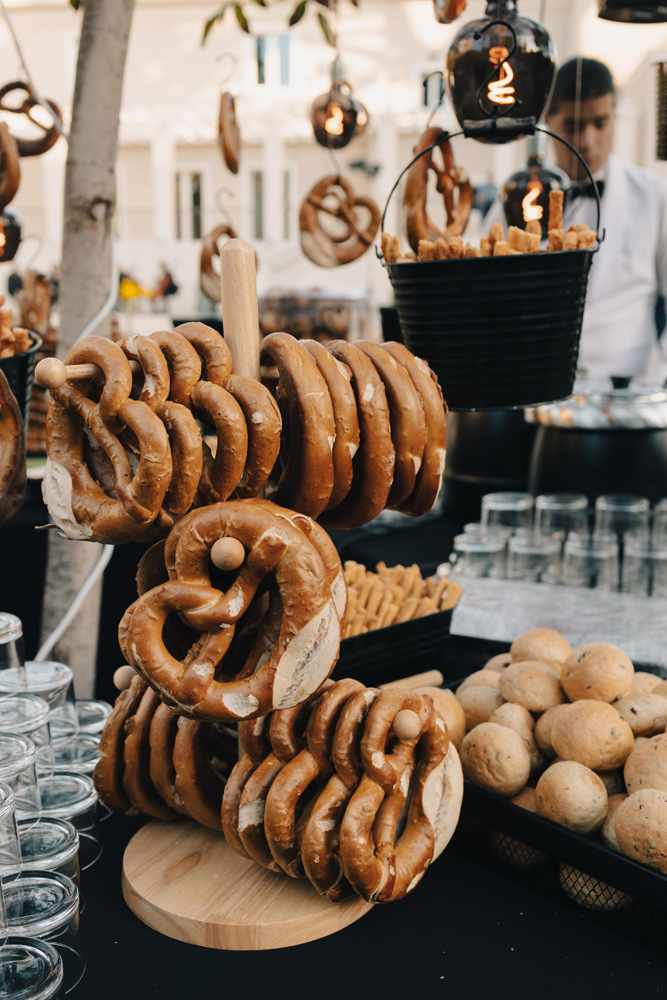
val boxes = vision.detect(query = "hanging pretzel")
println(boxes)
[404,127,473,254]
[0,369,25,528]
[299,175,381,268]
[0,82,62,158]
[0,122,20,215]
[123,500,342,721]
[200,224,238,302]
[218,92,240,174]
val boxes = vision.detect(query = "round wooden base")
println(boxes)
[122,819,372,951]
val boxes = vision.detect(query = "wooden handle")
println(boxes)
[220,239,260,380]
[35,355,278,390]
[380,669,444,691]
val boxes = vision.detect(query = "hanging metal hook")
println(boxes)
[214,186,236,228]
[215,51,238,90]
[423,70,446,128]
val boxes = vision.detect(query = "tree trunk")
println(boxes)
[40,0,135,697]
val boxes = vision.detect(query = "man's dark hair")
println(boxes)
[548,58,615,113]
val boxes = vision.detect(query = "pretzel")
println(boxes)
[191,381,247,503]
[356,342,427,509]
[172,718,230,830]
[221,375,282,498]
[200,225,239,302]
[404,127,473,254]
[124,500,341,720]
[150,331,201,408]
[264,679,364,877]
[260,333,335,517]
[44,340,172,543]
[173,322,233,386]
[93,675,148,814]
[0,122,20,215]
[382,343,447,516]
[221,754,258,859]
[149,702,189,815]
[299,175,381,268]
[301,339,360,511]
[218,91,240,174]
[123,687,181,821]
[320,341,395,530]
[0,369,26,528]
[0,81,62,158]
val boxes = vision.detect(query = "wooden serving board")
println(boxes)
[122,819,372,951]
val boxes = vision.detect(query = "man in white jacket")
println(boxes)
[489,57,667,382]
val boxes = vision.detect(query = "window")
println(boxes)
[279,35,290,86]
[422,72,444,108]
[283,169,290,240]
[257,38,266,85]
[252,171,264,239]
[175,171,204,240]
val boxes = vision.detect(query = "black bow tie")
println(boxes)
[568,180,605,200]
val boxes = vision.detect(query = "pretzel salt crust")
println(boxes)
[356,342,426,509]
[261,333,335,517]
[44,338,172,543]
[320,341,395,530]
[93,675,148,814]
[123,687,181,821]
[0,369,26,528]
[382,343,447,516]
[301,339,360,511]
[124,500,341,721]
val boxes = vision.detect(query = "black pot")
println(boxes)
[0,332,42,427]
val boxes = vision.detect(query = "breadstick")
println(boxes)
[526,219,542,236]
[564,230,578,250]
[415,598,439,618]
[349,612,367,637]
[488,222,504,246]
[418,240,436,261]
[381,603,400,628]
[525,232,541,253]
[548,229,565,252]
[434,237,449,260]
[464,243,482,258]
[430,576,449,606]
[441,581,462,610]
[549,189,564,232]
[397,597,419,624]
[357,574,375,609]
[366,582,385,618]
[381,233,401,264]
[508,226,527,253]
[480,238,492,257]
[409,576,423,600]
[425,577,435,598]
[375,592,393,627]
[493,241,511,256]
[448,236,463,259]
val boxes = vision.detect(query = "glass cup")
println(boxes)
[0,613,26,691]
[621,536,667,598]
[0,696,53,776]
[22,774,100,872]
[653,498,667,547]
[481,492,534,535]
[534,493,589,543]
[562,532,620,591]
[15,819,80,888]
[0,937,63,998]
[506,532,561,584]
[0,735,41,822]
[0,782,21,882]
[450,533,506,580]
[4,872,84,995]
[0,662,79,750]
[594,494,651,543]
[74,700,112,736]
[39,736,101,777]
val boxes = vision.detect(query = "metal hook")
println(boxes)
[214,187,236,227]
[215,52,238,90]
[18,231,45,270]
[473,19,519,121]
[423,71,446,129]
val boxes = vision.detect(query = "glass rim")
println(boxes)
[16,818,80,871]
[481,491,534,511]
[0,694,50,733]
[0,936,63,1000]
[29,772,98,820]
[454,534,506,553]
[0,661,74,696]
[0,611,22,646]
[0,732,37,777]
[508,534,561,554]
[565,533,619,555]
[595,493,651,511]
[535,492,589,510]
[624,539,667,557]
[0,778,16,821]
[4,871,79,937]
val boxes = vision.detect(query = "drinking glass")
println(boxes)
[481,492,534,534]
[0,782,21,881]
[450,533,506,580]
[594,494,651,543]
[0,697,52,776]
[562,532,619,591]
[535,494,589,542]
[74,700,112,736]
[0,735,41,822]
[0,614,26,692]
[15,820,80,888]
[622,536,667,598]
[507,532,561,584]
[22,774,100,871]
[653,498,667,547]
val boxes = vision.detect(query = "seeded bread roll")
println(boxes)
[490,787,547,870]
[489,702,544,770]
[624,733,667,794]
[631,671,662,694]
[615,788,667,874]
[535,704,570,758]
[600,792,627,853]
[498,661,565,713]
[456,685,505,731]
[416,686,466,748]
[559,863,632,911]
[510,629,572,673]
[484,653,513,673]
[561,643,634,703]
[551,701,634,771]
[614,693,667,738]
[460,722,531,797]
[535,760,608,834]
[456,670,501,695]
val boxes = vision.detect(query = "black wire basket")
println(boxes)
[0,332,42,426]
[380,123,601,411]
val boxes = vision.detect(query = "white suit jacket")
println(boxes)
[484,154,667,381]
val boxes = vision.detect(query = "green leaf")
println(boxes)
[317,11,335,45]
[253,0,267,6]
[314,0,332,7]
[235,4,250,31]
[289,0,307,25]
[202,6,228,44]
[69,0,81,8]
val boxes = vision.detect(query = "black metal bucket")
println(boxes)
[0,332,42,427]
[387,249,594,411]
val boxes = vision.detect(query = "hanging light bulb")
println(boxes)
[501,131,569,238]
[311,71,359,150]
[0,208,21,263]
[446,0,556,144]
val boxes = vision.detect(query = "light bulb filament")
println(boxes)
[522,183,543,222]
[488,60,515,106]
[325,103,344,136]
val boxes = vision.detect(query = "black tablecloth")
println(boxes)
[77,814,667,1000]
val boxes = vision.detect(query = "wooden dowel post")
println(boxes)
[219,239,260,381]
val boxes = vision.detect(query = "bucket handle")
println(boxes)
[377,124,603,259]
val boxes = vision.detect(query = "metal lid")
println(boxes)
[526,378,667,428]
[0,694,50,734]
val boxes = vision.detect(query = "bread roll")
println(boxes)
[600,792,627,853]
[534,704,570,759]
[510,629,572,673]
[615,788,667,874]
[535,760,608,834]
[624,732,667,794]
[456,686,504,731]
[498,661,565,713]
[551,700,634,771]
[488,702,544,770]
[561,643,634,703]
[460,722,531,797]
[614,693,667,738]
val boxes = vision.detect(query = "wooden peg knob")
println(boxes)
[211,537,246,572]
[113,665,136,690]
[392,709,421,741]
[35,357,68,390]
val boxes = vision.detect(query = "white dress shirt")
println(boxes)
[484,154,667,381]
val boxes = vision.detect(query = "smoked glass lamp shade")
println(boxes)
[446,0,556,144]
[658,63,667,160]
[599,0,667,21]
[311,83,358,150]
[502,133,569,238]
[0,207,21,262]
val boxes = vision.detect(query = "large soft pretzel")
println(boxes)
[0,81,62,158]
[299,175,380,268]
[404,127,473,254]
[94,675,148,814]
[261,333,335,518]
[0,369,26,528]
[0,121,20,215]
[222,375,281,499]
[123,500,341,721]
[172,718,232,830]
[123,686,181,821]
